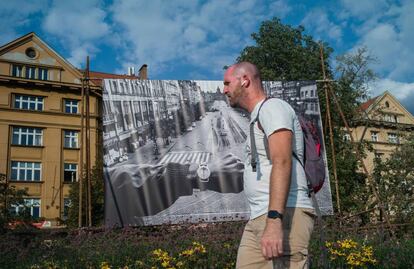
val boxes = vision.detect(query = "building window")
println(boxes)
[38,68,48,80]
[12,65,23,77]
[25,47,37,59]
[10,198,41,218]
[64,163,77,182]
[384,114,394,122]
[374,152,384,160]
[388,133,399,144]
[14,94,44,111]
[371,131,379,142]
[25,66,36,79]
[64,130,79,148]
[64,99,79,114]
[12,127,43,146]
[11,161,41,181]
[385,101,390,108]
[343,133,351,141]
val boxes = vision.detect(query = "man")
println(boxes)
[223,62,315,268]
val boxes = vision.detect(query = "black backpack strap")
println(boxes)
[250,122,258,172]
[250,98,270,172]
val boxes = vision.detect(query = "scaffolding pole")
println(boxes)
[86,56,92,227]
[319,44,394,235]
[319,44,342,218]
[79,73,85,227]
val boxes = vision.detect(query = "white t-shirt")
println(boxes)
[244,98,313,219]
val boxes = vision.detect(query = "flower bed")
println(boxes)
[1,221,413,268]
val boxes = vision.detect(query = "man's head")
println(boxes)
[223,61,264,111]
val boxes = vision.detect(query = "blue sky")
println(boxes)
[1,0,414,114]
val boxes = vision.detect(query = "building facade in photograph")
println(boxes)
[349,91,414,172]
[263,80,320,117]
[0,33,101,225]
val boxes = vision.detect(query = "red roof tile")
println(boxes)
[359,96,378,112]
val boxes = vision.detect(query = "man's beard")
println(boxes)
[227,96,240,108]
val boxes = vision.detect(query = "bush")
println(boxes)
[0,221,413,268]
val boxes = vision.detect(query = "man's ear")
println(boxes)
[241,77,249,87]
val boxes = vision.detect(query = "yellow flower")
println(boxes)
[135,260,144,266]
[100,261,111,269]
[180,249,194,256]
[326,239,377,268]
[192,242,207,253]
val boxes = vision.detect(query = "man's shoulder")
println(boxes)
[261,98,294,115]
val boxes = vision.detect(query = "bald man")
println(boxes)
[223,62,315,269]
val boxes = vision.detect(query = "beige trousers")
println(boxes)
[236,207,315,269]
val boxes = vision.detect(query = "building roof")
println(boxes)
[359,96,378,112]
[357,91,414,123]
[87,70,141,86]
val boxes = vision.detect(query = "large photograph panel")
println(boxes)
[103,79,332,227]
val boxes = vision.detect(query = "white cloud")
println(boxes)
[0,0,48,44]
[110,0,269,78]
[370,78,414,115]
[269,0,291,19]
[339,0,389,20]
[183,26,207,45]
[344,0,414,82]
[42,0,110,68]
[301,9,343,42]
[371,78,414,99]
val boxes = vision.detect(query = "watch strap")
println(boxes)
[267,210,283,220]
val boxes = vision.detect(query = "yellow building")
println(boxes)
[349,91,414,173]
[0,33,101,224]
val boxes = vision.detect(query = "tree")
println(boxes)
[66,160,105,227]
[328,48,378,214]
[372,133,414,224]
[237,17,333,81]
[333,47,377,123]
[0,173,30,232]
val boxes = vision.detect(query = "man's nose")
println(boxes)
[223,86,228,94]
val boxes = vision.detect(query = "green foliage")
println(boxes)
[66,159,105,227]
[0,222,244,269]
[237,17,333,81]
[323,48,378,214]
[0,221,413,268]
[372,133,414,224]
[0,173,30,232]
[333,46,377,123]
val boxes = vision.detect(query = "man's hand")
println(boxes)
[261,219,284,259]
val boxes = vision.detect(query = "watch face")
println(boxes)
[197,163,210,182]
[267,210,283,219]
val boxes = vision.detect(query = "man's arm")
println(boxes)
[260,128,293,259]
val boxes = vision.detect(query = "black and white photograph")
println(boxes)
[103,79,333,227]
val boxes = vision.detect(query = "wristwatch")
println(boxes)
[267,210,284,220]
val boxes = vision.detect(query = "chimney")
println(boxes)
[127,66,135,76]
[138,64,148,79]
